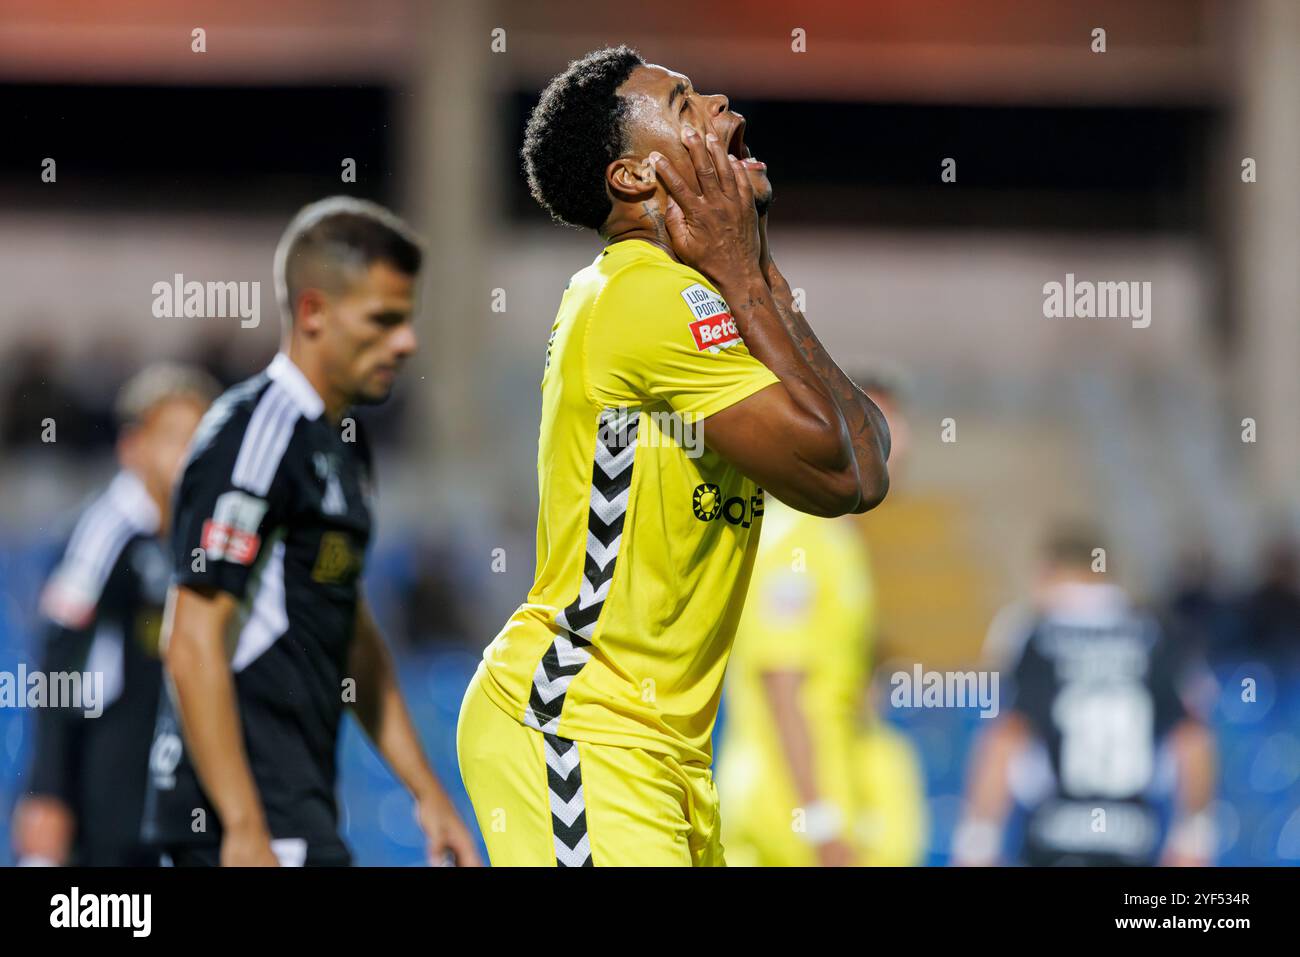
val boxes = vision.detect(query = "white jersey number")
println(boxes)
[1052,683,1153,797]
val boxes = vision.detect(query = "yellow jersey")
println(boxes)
[720,498,929,866]
[718,498,873,861]
[478,238,780,767]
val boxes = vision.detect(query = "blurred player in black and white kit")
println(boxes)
[142,197,480,867]
[955,528,1217,867]
[12,364,217,866]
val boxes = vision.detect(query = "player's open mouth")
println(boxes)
[726,117,748,159]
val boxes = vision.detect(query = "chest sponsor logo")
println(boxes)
[681,283,743,353]
[200,490,268,566]
[312,530,362,584]
[692,483,764,528]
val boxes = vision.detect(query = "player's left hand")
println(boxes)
[705,111,772,271]
[651,126,762,288]
[416,788,483,867]
[695,111,770,213]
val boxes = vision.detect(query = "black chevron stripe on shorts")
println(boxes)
[544,732,591,866]
[523,407,639,865]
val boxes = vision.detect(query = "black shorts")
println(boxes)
[162,842,352,867]
[74,842,164,867]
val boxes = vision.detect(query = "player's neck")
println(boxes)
[602,204,678,262]
[602,228,678,263]
[280,343,348,425]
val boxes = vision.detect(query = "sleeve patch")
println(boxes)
[681,283,743,353]
[200,490,268,566]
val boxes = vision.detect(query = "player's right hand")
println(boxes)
[220,823,280,867]
[650,123,762,287]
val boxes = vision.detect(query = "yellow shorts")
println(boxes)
[456,665,724,867]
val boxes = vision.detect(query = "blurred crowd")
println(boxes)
[0,332,419,457]
[1166,539,1300,676]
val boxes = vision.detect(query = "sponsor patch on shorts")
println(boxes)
[681,283,742,352]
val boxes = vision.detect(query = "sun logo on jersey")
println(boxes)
[692,483,722,521]
[692,483,765,528]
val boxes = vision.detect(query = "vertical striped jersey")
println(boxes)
[478,239,780,766]
[142,353,372,858]
[30,470,169,865]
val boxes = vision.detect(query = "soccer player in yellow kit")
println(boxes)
[720,380,928,867]
[457,47,891,866]
[719,497,874,866]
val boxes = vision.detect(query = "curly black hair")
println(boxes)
[522,46,646,231]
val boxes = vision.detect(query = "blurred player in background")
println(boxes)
[458,47,890,866]
[142,197,479,867]
[954,528,1217,866]
[12,364,218,865]
[720,372,926,866]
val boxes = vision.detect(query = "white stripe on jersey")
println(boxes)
[248,387,298,489]
[70,510,132,593]
[231,383,299,496]
[231,538,288,672]
[42,471,160,628]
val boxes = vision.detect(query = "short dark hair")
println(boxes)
[274,196,423,326]
[522,46,645,231]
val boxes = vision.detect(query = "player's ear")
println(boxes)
[607,156,656,203]
[295,288,328,336]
